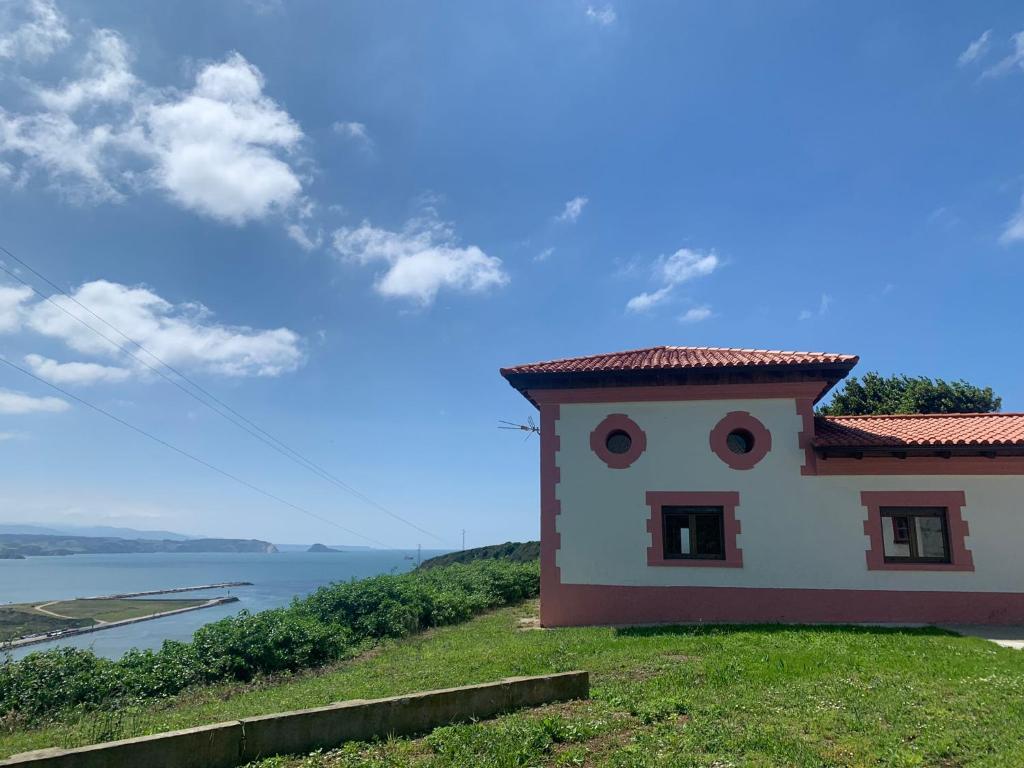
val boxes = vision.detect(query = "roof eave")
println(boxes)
[501,360,857,408]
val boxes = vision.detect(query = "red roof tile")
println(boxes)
[815,413,1024,448]
[500,346,858,375]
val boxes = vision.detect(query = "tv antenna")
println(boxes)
[498,416,539,440]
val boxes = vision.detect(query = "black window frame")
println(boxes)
[879,506,952,564]
[661,505,726,561]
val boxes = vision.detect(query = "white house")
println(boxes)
[500,346,1024,626]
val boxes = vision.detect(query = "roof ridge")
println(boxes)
[819,412,1023,420]
[665,345,856,358]
[502,345,858,371]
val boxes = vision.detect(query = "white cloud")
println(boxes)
[21,280,304,377]
[626,248,720,313]
[958,30,992,67]
[332,121,372,148]
[626,286,672,313]
[25,353,131,385]
[0,16,307,223]
[0,388,69,414]
[798,293,833,321]
[0,431,23,441]
[0,284,32,332]
[37,29,137,112]
[585,5,617,26]
[332,210,508,305]
[0,0,70,62]
[144,53,304,224]
[534,247,555,262]
[679,306,712,323]
[983,31,1024,78]
[659,248,719,284]
[554,196,588,223]
[286,222,322,251]
[1000,199,1024,243]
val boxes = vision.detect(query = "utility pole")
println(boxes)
[461,529,466,551]
[417,543,421,566]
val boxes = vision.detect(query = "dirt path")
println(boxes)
[30,601,84,621]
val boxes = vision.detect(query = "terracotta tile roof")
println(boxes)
[500,346,858,376]
[815,413,1024,448]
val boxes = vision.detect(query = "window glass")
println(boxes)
[726,429,753,455]
[916,516,946,559]
[662,506,725,560]
[880,507,950,563]
[605,430,632,455]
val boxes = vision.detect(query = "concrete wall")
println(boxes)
[555,398,1024,593]
[0,672,589,768]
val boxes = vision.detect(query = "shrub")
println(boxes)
[0,559,539,724]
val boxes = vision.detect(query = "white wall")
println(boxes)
[555,398,1024,592]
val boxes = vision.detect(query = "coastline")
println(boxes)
[2,594,241,651]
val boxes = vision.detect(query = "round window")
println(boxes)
[726,429,754,455]
[605,429,632,455]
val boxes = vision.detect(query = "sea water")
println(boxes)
[0,549,443,660]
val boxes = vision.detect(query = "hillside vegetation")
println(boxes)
[417,541,540,570]
[4,601,1024,766]
[0,560,538,727]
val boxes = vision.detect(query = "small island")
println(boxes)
[307,543,341,553]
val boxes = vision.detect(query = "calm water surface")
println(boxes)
[0,550,443,659]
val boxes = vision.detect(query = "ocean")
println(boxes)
[0,549,445,660]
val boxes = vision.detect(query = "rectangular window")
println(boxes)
[662,506,725,560]
[880,507,951,564]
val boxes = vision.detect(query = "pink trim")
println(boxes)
[539,583,1024,627]
[529,381,828,405]
[709,412,772,470]
[539,402,562,626]
[645,491,742,567]
[816,456,1024,476]
[860,491,973,572]
[590,414,647,469]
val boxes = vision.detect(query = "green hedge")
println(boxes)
[0,559,539,724]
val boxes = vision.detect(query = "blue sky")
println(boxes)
[1,1,1023,547]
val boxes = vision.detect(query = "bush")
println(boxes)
[0,559,539,724]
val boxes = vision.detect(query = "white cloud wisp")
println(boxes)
[626,248,719,312]
[333,212,508,305]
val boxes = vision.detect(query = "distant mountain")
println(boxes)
[0,533,277,558]
[307,543,341,553]
[0,524,192,540]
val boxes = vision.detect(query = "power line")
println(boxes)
[0,245,449,545]
[0,355,390,548]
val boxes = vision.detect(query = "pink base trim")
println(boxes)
[540,583,1024,626]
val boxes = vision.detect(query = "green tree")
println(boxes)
[817,371,1001,416]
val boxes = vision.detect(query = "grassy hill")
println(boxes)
[5,601,1024,766]
[417,541,540,570]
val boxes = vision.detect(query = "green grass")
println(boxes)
[0,606,90,643]
[3,600,1024,766]
[42,598,207,623]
